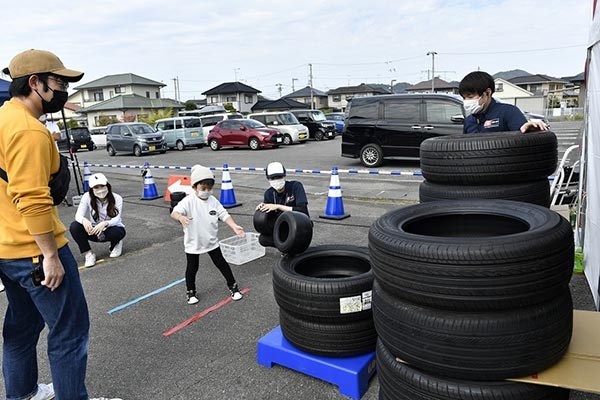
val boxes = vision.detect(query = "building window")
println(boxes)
[146,91,150,98]
[529,84,541,93]
[333,95,341,102]
[549,84,556,91]
[226,96,237,102]
[210,96,219,103]
[155,91,160,99]
[93,91,104,102]
[115,86,124,94]
[495,83,503,92]
[244,94,253,104]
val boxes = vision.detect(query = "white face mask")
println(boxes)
[93,187,108,199]
[196,189,212,200]
[463,97,484,116]
[269,178,286,191]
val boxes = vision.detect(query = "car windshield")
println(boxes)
[244,119,266,128]
[326,114,344,121]
[183,118,202,128]
[277,113,299,125]
[130,124,155,134]
[310,111,327,121]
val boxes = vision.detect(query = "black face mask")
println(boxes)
[35,87,68,114]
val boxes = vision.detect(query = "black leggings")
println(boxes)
[69,221,126,253]
[185,247,236,292]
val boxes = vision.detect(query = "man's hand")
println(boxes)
[520,120,549,133]
[256,203,279,213]
[41,253,65,291]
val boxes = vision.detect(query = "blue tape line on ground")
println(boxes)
[107,278,185,314]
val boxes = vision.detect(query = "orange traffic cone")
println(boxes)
[319,166,350,220]
[141,162,162,200]
[219,164,242,208]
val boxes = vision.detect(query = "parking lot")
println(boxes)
[1,122,597,400]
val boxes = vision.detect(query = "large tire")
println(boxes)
[273,245,373,323]
[368,199,574,311]
[279,309,377,357]
[376,339,570,400]
[373,281,573,381]
[419,179,551,207]
[419,131,558,185]
[273,211,313,255]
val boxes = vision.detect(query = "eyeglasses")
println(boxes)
[47,76,69,90]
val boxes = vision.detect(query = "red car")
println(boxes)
[207,119,284,150]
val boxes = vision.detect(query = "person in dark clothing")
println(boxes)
[459,71,548,134]
[255,162,309,247]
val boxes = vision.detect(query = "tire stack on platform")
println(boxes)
[418,131,559,207]
[369,200,574,399]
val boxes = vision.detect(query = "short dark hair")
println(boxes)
[8,73,51,97]
[458,71,495,97]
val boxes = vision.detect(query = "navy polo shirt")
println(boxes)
[463,98,527,133]
[263,180,309,216]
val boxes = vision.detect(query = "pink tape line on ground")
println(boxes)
[162,287,251,337]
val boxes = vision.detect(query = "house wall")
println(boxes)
[206,93,258,114]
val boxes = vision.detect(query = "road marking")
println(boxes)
[163,287,251,337]
[107,278,185,314]
[78,259,106,270]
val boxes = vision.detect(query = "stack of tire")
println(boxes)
[169,191,187,214]
[369,200,574,399]
[418,131,559,207]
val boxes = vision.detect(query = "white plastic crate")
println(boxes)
[219,232,265,265]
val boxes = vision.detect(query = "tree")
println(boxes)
[224,103,237,113]
[138,108,174,125]
[184,101,198,110]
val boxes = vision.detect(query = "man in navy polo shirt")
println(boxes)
[459,71,548,134]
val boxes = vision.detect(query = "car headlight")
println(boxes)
[259,132,270,136]
[138,138,147,142]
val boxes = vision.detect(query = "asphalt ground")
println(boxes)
[1,137,598,399]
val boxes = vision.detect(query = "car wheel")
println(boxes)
[209,139,220,151]
[176,140,185,151]
[249,137,260,150]
[314,130,324,141]
[283,135,292,145]
[133,145,142,157]
[107,145,116,156]
[360,143,383,167]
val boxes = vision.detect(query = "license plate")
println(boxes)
[299,134,307,139]
[149,146,155,151]
[81,144,87,148]
[276,137,282,143]
[191,131,198,136]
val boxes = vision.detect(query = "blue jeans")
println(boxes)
[0,245,90,400]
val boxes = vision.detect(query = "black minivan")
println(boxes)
[341,93,465,167]
[57,127,96,153]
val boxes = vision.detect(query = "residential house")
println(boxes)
[492,78,546,115]
[251,97,308,112]
[47,102,84,126]
[71,73,182,127]
[406,77,459,94]
[508,74,569,107]
[284,86,329,110]
[327,83,390,111]
[561,72,585,107]
[202,82,261,114]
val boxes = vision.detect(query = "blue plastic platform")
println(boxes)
[256,326,376,399]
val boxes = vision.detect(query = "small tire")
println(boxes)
[279,309,377,357]
[360,143,384,168]
[273,211,313,255]
[252,210,279,235]
[209,139,220,151]
[107,145,116,156]
[314,130,324,141]
[283,135,292,145]
[273,244,373,323]
[133,145,142,157]
[176,140,185,151]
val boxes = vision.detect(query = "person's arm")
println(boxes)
[32,232,64,291]
[520,120,549,133]
[171,199,192,227]
[290,181,309,215]
[224,215,245,238]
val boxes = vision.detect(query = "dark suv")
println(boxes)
[341,93,465,167]
[290,110,336,140]
[57,127,95,153]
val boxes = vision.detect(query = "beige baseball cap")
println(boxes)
[2,49,83,82]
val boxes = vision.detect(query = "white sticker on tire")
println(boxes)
[362,290,372,310]
[340,295,363,314]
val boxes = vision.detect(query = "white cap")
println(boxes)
[266,162,286,179]
[191,165,214,186]
[89,173,108,187]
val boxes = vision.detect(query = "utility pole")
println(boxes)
[172,77,180,101]
[276,83,283,98]
[234,68,240,82]
[390,79,396,93]
[292,78,298,92]
[308,63,314,109]
[427,51,437,92]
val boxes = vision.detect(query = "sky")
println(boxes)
[0,0,593,101]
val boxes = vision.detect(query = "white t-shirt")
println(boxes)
[75,192,125,228]
[173,194,230,254]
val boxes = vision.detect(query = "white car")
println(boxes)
[89,126,107,147]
